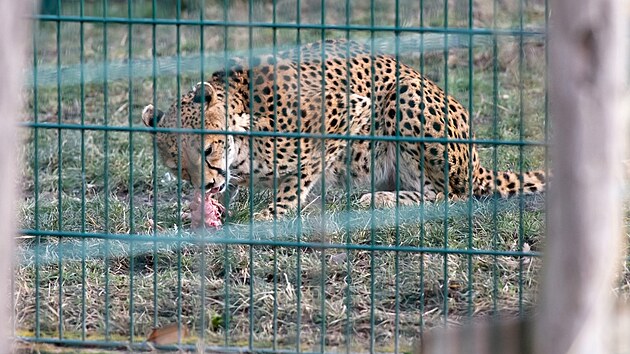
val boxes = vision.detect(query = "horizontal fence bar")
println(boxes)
[31,14,545,37]
[28,33,532,88]
[20,122,547,146]
[18,228,540,258]
[18,336,339,354]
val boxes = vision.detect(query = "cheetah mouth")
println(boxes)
[206,183,226,195]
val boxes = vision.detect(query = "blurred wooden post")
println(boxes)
[536,0,628,353]
[0,1,33,350]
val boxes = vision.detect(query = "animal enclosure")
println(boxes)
[14,0,630,353]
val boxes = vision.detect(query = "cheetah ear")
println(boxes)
[142,104,164,127]
[192,81,216,106]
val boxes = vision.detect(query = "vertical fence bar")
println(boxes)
[197,0,207,348]
[55,0,64,339]
[149,0,159,336]
[151,0,159,331]
[79,0,87,342]
[271,0,279,350]
[102,0,111,340]
[393,1,402,352]
[465,0,475,320]
[318,2,327,352]
[221,0,231,348]
[175,0,184,345]
[490,0,499,316]
[418,0,427,337]
[441,0,451,326]
[0,1,33,350]
[535,0,628,352]
[343,3,353,352]
[295,1,303,352]
[247,1,255,350]
[368,2,376,350]
[31,0,41,341]
[127,0,135,344]
[517,0,525,316]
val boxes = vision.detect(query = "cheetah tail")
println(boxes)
[473,166,546,198]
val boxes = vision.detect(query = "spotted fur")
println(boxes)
[142,39,546,220]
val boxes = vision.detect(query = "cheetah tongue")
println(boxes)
[207,187,221,195]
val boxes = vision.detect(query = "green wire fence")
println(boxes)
[18,0,548,352]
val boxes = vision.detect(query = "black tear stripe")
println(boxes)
[205,161,227,178]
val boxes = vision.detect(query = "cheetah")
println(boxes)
[141,39,546,221]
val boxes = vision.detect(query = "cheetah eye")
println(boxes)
[204,146,213,156]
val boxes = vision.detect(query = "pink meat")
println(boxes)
[190,191,224,229]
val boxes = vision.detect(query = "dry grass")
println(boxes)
[15,197,547,352]
[15,0,629,353]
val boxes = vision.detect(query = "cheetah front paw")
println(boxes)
[434,192,465,203]
[253,209,276,221]
[358,192,397,209]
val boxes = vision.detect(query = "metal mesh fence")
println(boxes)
[17,0,548,352]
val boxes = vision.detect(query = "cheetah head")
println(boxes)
[142,81,235,195]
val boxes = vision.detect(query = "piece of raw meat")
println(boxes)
[189,191,224,229]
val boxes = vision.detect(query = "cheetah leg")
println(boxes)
[357,190,433,208]
[356,141,441,209]
[357,178,438,208]
[253,92,372,220]
[253,161,322,221]
[383,77,472,200]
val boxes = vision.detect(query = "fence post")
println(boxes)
[0,1,34,350]
[535,0,628,352]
